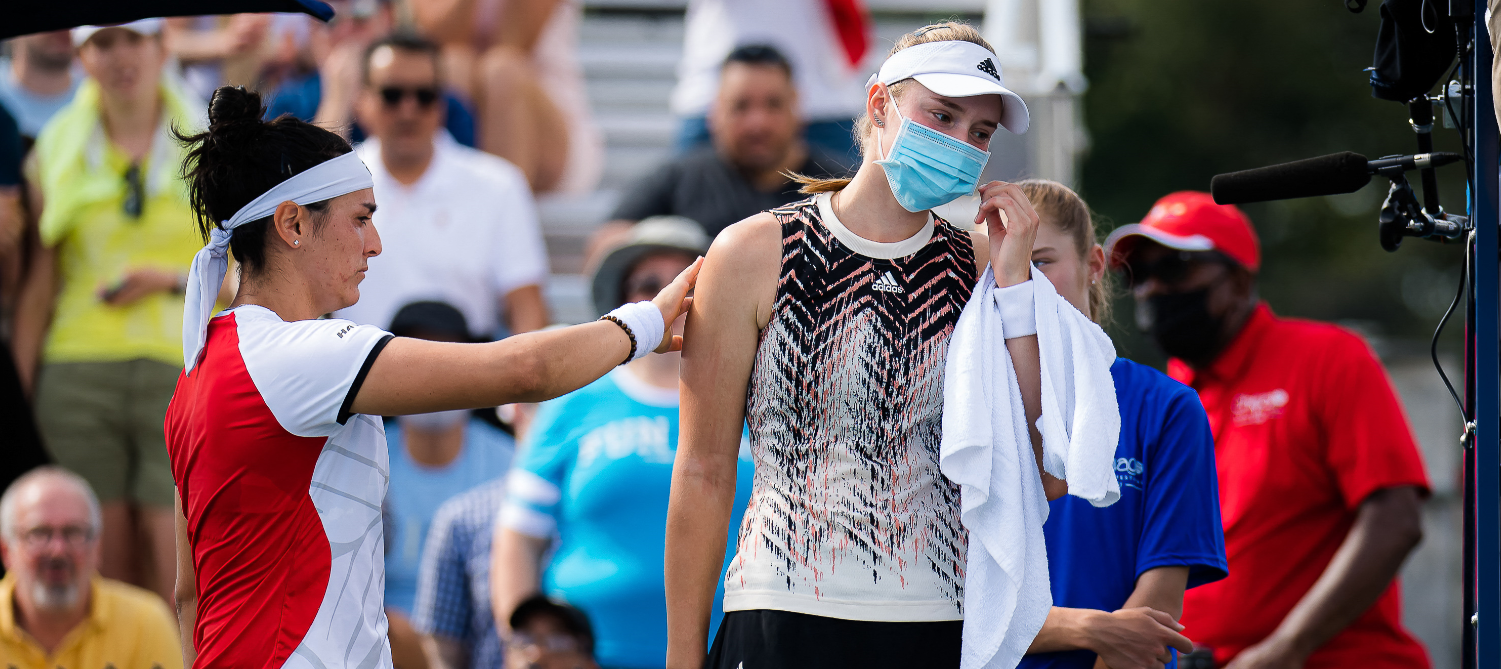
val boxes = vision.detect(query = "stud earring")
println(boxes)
[874,117,884,127]
[294,240,300,246]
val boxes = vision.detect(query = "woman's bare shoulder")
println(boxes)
[708,212,782,269]
[700,212,783,328]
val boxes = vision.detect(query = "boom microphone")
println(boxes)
[1210,151,1462,204]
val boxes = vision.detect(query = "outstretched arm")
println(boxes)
[351,259,699,416]
[974,181,1066,500]
[665,215,779,669]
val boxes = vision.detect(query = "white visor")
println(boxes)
[73,18,164,48]
[867,40,1030,135]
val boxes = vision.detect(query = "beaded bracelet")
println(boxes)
[599,315,637,365]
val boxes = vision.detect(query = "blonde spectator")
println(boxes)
[409,0,602,193]
[12,20,213,603]
[0,467,182,669]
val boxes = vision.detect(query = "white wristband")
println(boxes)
[993,280,1037,339]
[605,301,666,361]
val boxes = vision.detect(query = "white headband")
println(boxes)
[866,40,1030,134]
[182,151,374,371]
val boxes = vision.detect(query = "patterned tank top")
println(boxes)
[723,192,977,621]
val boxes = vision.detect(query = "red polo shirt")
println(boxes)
[1171,304,1430,668]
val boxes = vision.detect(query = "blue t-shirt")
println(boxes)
[384,417,516,614]
[264,71,476,148]
[1020,358,1228,669]
[0,60,79,139]
[502,368,755,669]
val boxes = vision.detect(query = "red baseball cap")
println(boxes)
[1105,191,1261,272]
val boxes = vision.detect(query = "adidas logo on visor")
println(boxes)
[977,58,1000,81]
[873,271,905,294]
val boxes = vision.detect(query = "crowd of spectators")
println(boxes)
[0,4,1440,669]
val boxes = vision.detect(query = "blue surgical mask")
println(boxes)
[875,105,991,213]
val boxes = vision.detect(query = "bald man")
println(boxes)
[0,467,181,669]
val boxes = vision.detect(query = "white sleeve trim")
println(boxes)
[499,504,557,538]
[505,469,561,506]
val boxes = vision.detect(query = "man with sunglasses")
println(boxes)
[337,33,549,340]
[0,467,181,669]
[1105,191,1431,669]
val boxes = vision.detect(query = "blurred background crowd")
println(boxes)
[0,1,1469,668]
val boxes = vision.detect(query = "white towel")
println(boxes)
[940,265,1122,669]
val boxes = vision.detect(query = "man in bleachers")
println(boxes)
[0,31,79,142]
[599,44,848,244]
[334,33,549,339]
[0,467,181,669]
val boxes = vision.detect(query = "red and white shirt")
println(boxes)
[166,305,395,669]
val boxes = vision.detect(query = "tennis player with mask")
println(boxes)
[665,22,1067,669]
[163,87,696,669]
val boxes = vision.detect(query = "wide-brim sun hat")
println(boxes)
[591,216,710,317]
[73,18,165,48]
[867,40,1030,134]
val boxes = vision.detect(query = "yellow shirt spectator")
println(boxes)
[0,575,183,669]
[32,78,203,366]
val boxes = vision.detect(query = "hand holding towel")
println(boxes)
[939,265,1121,669]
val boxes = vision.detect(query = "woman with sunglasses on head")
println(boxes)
[1013,180,1228,669]
[492,216,756,669]
[13,20,215,605]
[164,87,696,669]
[665,22,1084,669]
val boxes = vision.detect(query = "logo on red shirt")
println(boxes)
[1231,389,1289,426]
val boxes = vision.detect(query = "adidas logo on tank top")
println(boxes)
[872,271,905,294]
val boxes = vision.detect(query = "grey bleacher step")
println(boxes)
[587,80,676,111]
[578,44,680,79]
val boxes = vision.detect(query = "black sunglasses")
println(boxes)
[123,162,143,219]
[379,86,440,108]
[1123,250,1231,288]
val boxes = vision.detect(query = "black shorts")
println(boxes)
[704,609,962,669]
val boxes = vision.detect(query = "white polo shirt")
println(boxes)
[338,136,548,337]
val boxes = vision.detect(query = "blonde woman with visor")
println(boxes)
[665,22,1087,669]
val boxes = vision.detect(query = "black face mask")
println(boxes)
[1137,288,1224,364]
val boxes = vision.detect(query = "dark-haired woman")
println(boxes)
[665,22,1066,669]
[164,87,696,669]
[14,20,210,604]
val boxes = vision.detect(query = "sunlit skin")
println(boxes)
[232,189,381,320]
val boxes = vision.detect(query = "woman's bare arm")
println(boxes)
[665,215,779,669]
[351,259,699,416]
[973,182,1067,500]
[490,527,550,635]
[495,0,563,55]
[173,492,198,668]
[409,0,482,44]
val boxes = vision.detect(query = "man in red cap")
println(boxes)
[1105,191,1431,669]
